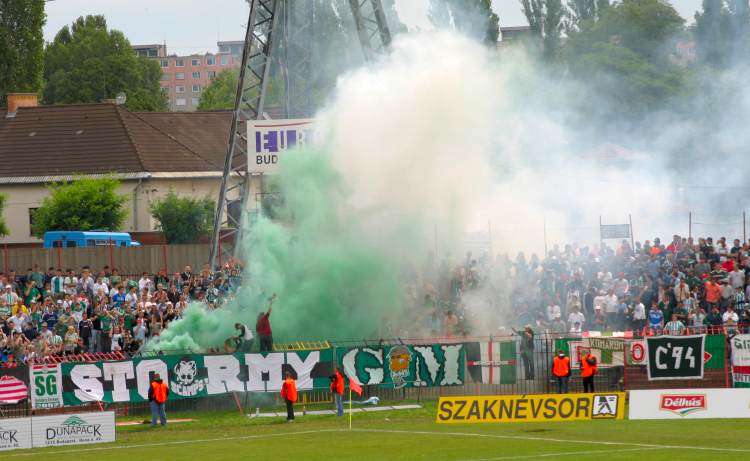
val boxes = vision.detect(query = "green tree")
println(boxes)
[429,0,500,45]
[197,68,238,111]
[566,0,609,32]
[693,0,731,66]
[31,177,128,238]
[565,0,686,120]
[0,193,10,237]
[521,0,565,59]
[149,191,214,244]
[43,15,166,111]
[0,0,45,107]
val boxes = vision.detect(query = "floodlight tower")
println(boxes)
[209,0,392,269]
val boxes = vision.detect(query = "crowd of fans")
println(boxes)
[414,234,750,338]
[0,262,242,366]
[5,232,750,367]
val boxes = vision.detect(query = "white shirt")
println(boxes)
[568,311,586,326]
[240,324,254,340]
[547,304,561,321]
[138,278,153,293]
[603,294,618,313]
[64,276,78,296]
[723,310,739,324]
[730,270,745,289]
[633,302,646,320]
[8,315,24,332]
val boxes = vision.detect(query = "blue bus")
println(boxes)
[43,231,141,248]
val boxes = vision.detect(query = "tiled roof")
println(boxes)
[0,103,232,178]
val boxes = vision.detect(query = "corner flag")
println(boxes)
[349,376,363,396]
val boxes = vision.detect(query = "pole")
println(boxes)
[108,238,114,270]
[543,216,548,257]
[689,211,692,239]
[487,220,493,256]
[433,223,438,259]
[218,236,223,269]
[2,243,6,274]
[628,214,634,251]
[348,386,352,430]
[599,216,603,252]
[162,243,168,275]
[57,241,62,270]
[743,211,746,243]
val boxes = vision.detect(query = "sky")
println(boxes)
[44,0,703,56]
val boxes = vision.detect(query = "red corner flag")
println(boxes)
[349,376,363,396]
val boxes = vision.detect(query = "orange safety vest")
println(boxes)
[581,354,598,378]
[281,378,298,402]
[151,381,168,404]
[552,356,570,377]
[330,371,344,395]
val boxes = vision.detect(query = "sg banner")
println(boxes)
[436,393,625,423]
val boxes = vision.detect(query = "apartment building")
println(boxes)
[134,42,242,112]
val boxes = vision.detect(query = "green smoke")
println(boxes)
[149,145,426,352]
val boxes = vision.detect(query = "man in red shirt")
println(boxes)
[256,294,275,352]
[280,371,297,422]
[330,367,345,416]
[705,278,721,311]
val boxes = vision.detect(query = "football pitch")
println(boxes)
[9,402,750,461]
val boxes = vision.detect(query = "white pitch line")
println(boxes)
[458,447,663,461]
[6,425,750,458]
[350,428,750,454]
[2,429,345,458]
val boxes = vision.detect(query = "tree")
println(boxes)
[521,0,565,59]
[0,193,9,237]
[31,177,128,238]
[565,0,686,120]
[429,0,500,45]
[566,0,609,32]
[149,191,214,244]
[0,0,45,107]
[197,68,238,111]
[43,15,166,111]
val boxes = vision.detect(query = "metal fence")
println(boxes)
[0,243,209,275]
[0,332,737,418]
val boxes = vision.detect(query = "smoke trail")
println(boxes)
[149,31,500,351]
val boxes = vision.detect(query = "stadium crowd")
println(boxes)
[4,232,750,366]
[415,234,750,338]
[0,262,242,366]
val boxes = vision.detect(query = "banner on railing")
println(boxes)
[465,341,516,384]
[337,344,465,389]
[29,364,63,409]
[556,336,642,368]
[646,335,705,380]
[60,343,465,405]
[61,350,334,405]
[730,334,750,388]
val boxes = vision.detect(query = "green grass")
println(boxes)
[11,402,750,460]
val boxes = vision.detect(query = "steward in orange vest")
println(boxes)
[330,367,345,417]
[581,352,598,393]
[281,372,298,422]
[148,373,169,427]
[551,350,571,394]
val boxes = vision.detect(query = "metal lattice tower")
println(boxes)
[209,0,392,268]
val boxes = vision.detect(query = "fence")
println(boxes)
[0,332,737,418]
[0,243,209,276]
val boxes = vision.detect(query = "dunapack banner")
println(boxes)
[58,343,466,405]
